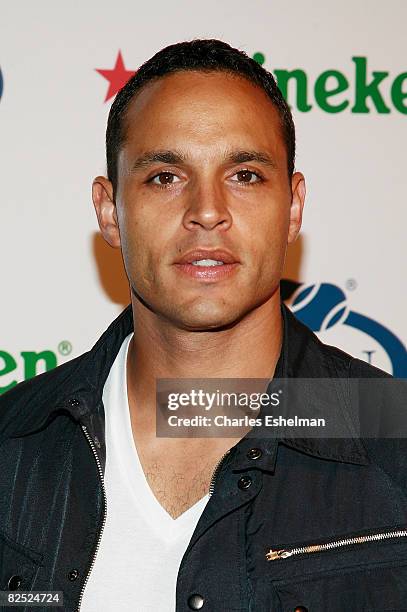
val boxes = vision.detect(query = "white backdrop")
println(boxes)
[1,0,406,392]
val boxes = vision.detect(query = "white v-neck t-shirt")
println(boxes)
[80,332,209,612]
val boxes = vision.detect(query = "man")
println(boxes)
[0,39,406,612]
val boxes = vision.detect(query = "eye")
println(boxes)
[149,172,181,187]
[231,169,263,185]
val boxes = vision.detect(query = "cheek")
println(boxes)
[243,206,289,289]
[244,199,290,253]
[120,218,141,263]
[118,205,175,291]
[117,207,150,277]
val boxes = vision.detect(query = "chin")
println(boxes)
[172,303,244,332]
[179,319,236,332]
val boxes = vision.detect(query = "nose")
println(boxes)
[182,180,232,232]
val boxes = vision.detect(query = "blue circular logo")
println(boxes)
[281,279,407,377]
[0,67,3,100]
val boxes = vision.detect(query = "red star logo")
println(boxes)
[96,51,136,102]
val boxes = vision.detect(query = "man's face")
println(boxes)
[94,71,305,331]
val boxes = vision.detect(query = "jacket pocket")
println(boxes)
[270,561,407,612]
[0,528,43,592]
[263,525,407,612]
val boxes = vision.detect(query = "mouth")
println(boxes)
[173,248,240,281]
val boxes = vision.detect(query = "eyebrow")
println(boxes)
[130,149,277,172]
[131,150,186,172]
[224,150,277,169]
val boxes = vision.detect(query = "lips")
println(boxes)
[174,249,239,265]
[173,248,240,281]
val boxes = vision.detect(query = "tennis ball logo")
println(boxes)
[291,283,349,332]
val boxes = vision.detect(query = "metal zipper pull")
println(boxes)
[266,529,407,561]
[266,549,293,560]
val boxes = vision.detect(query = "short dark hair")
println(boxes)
[106,39,296,196]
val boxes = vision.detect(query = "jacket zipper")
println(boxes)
[75,429,228,611]
[209,449,231,497]
[75,424,108,612]
[266,529,407,561]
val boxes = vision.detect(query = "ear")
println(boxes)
[287,172,306,244]
[92,176,121,248]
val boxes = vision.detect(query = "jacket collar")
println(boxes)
[8,299,369,467]
[235,300,369,470]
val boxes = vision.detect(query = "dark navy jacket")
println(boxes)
[1,301,407,612]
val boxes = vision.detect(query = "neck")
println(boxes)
[127,290,283,390]
[126,290,283,449]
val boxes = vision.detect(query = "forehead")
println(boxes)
[121,71,286,160]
